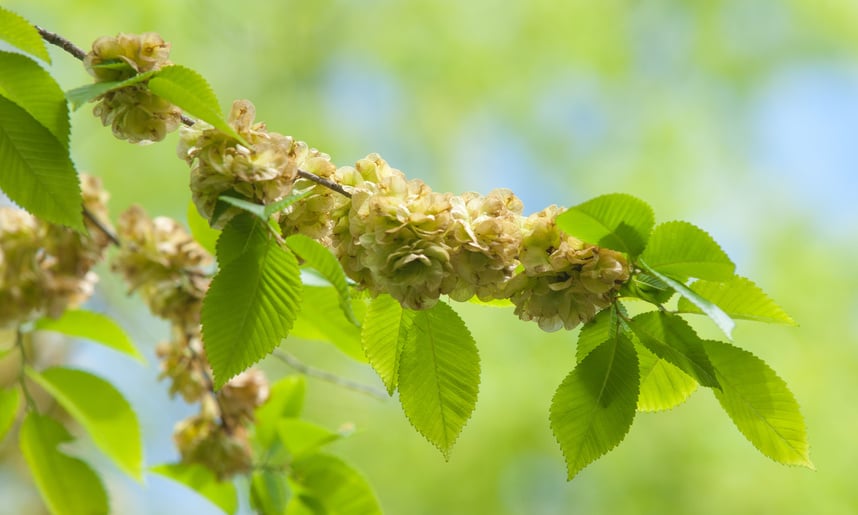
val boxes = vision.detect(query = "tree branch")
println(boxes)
[35,25,85,61]
[273,351,388,400]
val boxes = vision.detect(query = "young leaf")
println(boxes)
[397,301,479,458]
[557,193,654,256]
[276,418,341,459]
[151,463,238,515]
[0,386,21,442]
[635,344,697,412]
[287,233,359,326]
[34,309,144,363]
[550,332,639,480]
[628,311,720,388]
[147,65,247,145]
[677,276,796,325]
[0,7,51,63]
[26,366,144,481]
[263,190,312,219]
[0,51,69,147]
[187,199,220,255]
[254,376,306,453]
[291,285,365,362]
[361,294,415,395]
[251,469,290,515]
[0,94,83,230]
[65,70,158,111]
[19,412,109,515]
[639,221,734,281]
[703,340,813,468]
[217,194,267,220]
[288,453,382,515]
[203,215,302,388]
[640,262,735,339]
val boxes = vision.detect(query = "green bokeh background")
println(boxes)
[3,0,857,513]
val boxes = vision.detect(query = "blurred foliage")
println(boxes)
[3,0,858,513]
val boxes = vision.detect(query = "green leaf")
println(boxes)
[628,311,720,388]
[635,343,697,412]
[203,214,302,388]
[0,386,21,442]
[291,286,365,362]
[639,221,735,281]
[26,366,144,480]
[677,276,796,325]
[287,234,359,326]
[288,453,382,515]
[0,51,69,147]
[186,199,220,255]
[277,418,341,459]
[264,190,312,219]
[218,194,267,220]
[65,70,158,111]
[640,261,736,338]
[34,309,144,363]
[0,7,50,62]
[576,304,625,362]
[0,94,83,230]
[19,412,109,515]
[557,193,654,256]
[703,340,813,468]
[397,301,479,458]
[254,376,306,453]
[251,469,290,515]
[550,332,639,480]
[147,65,248,145]
[151,462,238,515]
[361,294,416,394]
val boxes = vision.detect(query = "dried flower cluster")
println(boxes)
[112,205,269,478]
[84,32,181,143]
[180,100,630,328]
[0,175,111,328]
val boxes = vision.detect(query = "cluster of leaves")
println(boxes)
[0,5,812,514]
[0,9,380,514]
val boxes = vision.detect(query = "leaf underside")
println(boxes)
[677,276,796,325]
[557,193,654,256]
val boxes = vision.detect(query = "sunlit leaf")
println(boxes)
[20,412,109,515]
[187,199,219,255]
[291,286,365,361]
[34,309,144,362]
[635,344,697,412]
[0,7,50,62]
[277,418,341,459]
[576,304,625,362]
[0,387,21,442]
[640,262,735,339]
[550,332,639,480]
[361,294,415,394]
[677,276,796,325]
[65,70,157,111]
[0,51,68,147]
[288,453,382,515]
[27,366,143,480]
[0,94,82,230]
[639,221,734,281]
[703,340,813,468]
[203,214,302,388]
[397,301,479,458]
[287,234,359,326]
[254,376,306,456]
[628,311,720,388]
[147,65,248,145]
[151,462,238,515]
[557,193,654,256]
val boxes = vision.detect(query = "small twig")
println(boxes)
[35,25,85,61]
[297,170,352,198]
[15,329,38,412]
[273,351,388,400]
[83,208,121,246]
[181,114,195,127]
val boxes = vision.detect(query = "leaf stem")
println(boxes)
[83,208,120,246]
[273,351,387,400]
